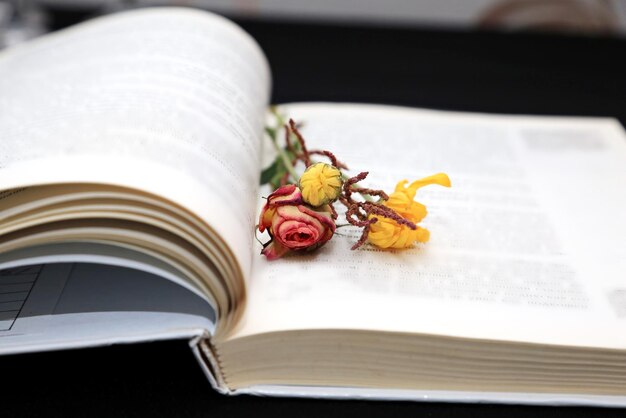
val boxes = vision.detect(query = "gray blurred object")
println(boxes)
[31,0,626,34]
[2,0,626,43]
[0,0,46,48]
[478,0,623,34]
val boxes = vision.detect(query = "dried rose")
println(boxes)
[259,184,336,260]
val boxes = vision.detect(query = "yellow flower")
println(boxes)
[368,173,451,249]
[299,162,343,207]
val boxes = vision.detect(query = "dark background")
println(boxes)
[2,8,626,417]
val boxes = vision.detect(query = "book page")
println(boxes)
[0,8,270,284]
[0,262,214,354]
[237,103,626,349]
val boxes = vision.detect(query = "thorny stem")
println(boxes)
[289,119,311,167]
[352,221,375,250]
[310,150,348,170]
[338,171,417,248]
[341,173,374,202]
[284,124,297,155]
[361,202,416,230]
[329,204,338,220]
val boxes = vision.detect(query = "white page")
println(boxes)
[0,8,270,284]
[0,242,214,306]
[0,262,214,354]
[236,103,626,349]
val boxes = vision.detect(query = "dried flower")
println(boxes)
[299,162,343,207]
[260,112,450,258]
[259,184,336,260]
[367,173,451,249]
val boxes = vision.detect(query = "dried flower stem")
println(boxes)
[360,202,416,230]
[289,119,311,167]
[352,221,376,250]
[338,171,417,248]
[309,150,348,170]
[329,203,338,220]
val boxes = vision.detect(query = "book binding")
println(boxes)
[190,333,232,395]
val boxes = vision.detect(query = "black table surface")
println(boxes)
[3,11,626,417]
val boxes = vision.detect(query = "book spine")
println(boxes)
[189,333,232,395]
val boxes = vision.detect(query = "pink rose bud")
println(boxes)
[259,185,336,260]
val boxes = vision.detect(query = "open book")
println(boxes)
[1,7,626,407]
